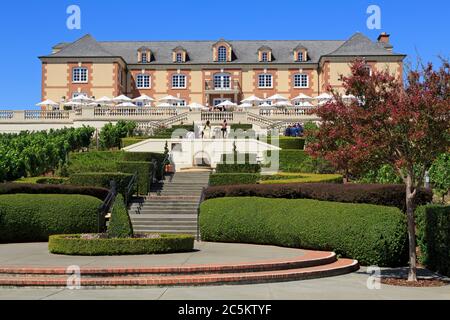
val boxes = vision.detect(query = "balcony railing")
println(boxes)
[205,79,241,92]
[93,107,178,117]
[24,110,71,120]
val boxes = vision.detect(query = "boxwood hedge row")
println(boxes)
[0,183,108,200]
[416,204,450,276]
[0,194,102,243]
[204,183,432,211]
[209,173,261,186]
[116,161,153,194]
[48,233,195,255]
[200,197,408,266]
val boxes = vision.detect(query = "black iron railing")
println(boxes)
[97,180,117,233]
[124,171,138,206]
[197,185,208,241]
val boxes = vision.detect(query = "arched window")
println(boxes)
[136,74,151,89]
[258,74,272,88]
[293,74,308,88]
[172,74,186,88]
[218,46,227,62]
[213,73,231,89]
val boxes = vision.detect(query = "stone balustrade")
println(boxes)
[0,106,320,133]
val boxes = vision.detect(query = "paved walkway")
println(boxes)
[0,242,448,300]
[0,241,305,267]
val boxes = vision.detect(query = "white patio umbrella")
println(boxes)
[296,101,314,107]
[63,101,82,107]
[238,102,253,108]
[158,95,183,104]
[112,95,132,103]
[241,95,263,105]
[274,101,293,107]
[188,102,209,110]
[314,93,333,100]
[259,102,275,108]
[95,96,114,105]
[342,94,357,100]
[87,102,101,107]
[157,102,176,108]
[133,94,155,104]
[36,99,59,107]
[116,102,137,107]
[291,93,313,102]
[217,100,237,107]
[71,95,93,103]
[266,94,289,102]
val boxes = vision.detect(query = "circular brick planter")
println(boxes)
[48,233,195,256]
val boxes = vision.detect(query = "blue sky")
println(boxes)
[0,0,448,109]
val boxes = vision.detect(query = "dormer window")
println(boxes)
[138,47,151,63]
[293,44,307,62]
[218,46,227,62]
[213,40,233,62]
[258,46,272,62]
[172,46,187,63]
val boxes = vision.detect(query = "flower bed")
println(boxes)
[48,233,195,255]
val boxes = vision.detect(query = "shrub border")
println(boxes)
[48,233,195,255]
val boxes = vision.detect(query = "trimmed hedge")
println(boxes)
[216,153,261,173]
[68,151,125,174]
[48,233,195,255]
[265,150,334,173]
[0,183,108,200]
[416,205,450,276]
[268,136,305,150]
[200,197,408,266]
[260,173,343,184]
[35,177,69,185]
[68,172,133,197]
[123,152,165,164]
[117,161,153,194]
[107,194,133,238]
[204,183,432,211]
[0,194,102,243]
[210,173,261,186]
[121,137,148,148]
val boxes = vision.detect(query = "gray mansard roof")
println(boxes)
[42,32,404,65]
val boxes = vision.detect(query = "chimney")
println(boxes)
[377,32,390,43]
[377,32,393,51]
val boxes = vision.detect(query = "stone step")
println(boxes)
[137,210,197,215]
[0,258,359,287]
[132,221,198,227]
[132,228,197,234]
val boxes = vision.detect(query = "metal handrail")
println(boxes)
[197,183,208,241]
[125,171,138,206]
[97,180,117,233]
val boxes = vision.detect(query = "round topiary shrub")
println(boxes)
[48,233,195,255]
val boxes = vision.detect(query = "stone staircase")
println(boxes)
[129,171,210,237]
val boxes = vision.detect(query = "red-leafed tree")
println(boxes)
[307,59,450,281]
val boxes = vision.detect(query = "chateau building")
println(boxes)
[39,32,405,109]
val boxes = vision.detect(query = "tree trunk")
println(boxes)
[405,174,418,282]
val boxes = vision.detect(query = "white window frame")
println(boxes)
[172,74,186,89]
[293,74,309,88]
[136,74,151,89]
[261,52,268,62]
[72,92,88,99]
[176,52,183,63]
[258,74,273,88]
[213,73,231,90]
[141,52,148,63]
[173,99,186,107]
[72,67,88,83]
[297,52,303,62]
[217,46,227,62]
[363,65,373,76]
